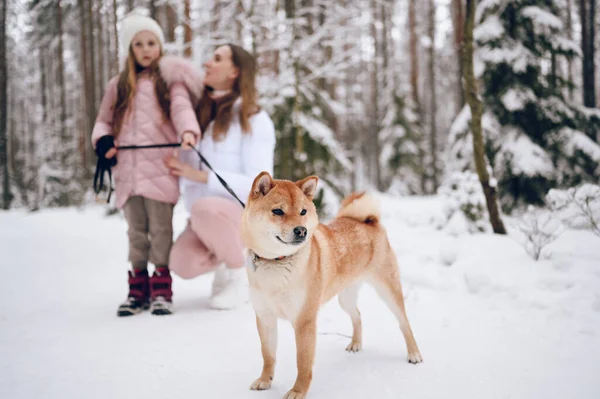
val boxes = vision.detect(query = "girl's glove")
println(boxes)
[95,135,117,167]
[94,135,117,201]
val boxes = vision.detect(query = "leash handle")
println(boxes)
[104,142,246,208]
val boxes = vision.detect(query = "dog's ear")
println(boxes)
[296,175,319,200]
[252,171,273,197]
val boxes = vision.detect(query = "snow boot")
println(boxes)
[149,267,173,315]
[117,269,150,317]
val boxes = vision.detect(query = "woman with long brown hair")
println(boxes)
[166,44,276,310]
[92,9,202,317]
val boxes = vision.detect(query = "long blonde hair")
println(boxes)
[196,44,260,140]
[112,47,170,136]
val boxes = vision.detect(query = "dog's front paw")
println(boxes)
[345,340,362,353]
[283,389,306,399]
[408,351,423,364]
[250,376,273,390]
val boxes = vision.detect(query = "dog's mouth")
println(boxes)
[276,235,305,245]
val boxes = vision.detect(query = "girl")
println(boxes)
[92,10,202,316]
[166,44,276,310]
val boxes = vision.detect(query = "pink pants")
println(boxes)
[169,197,245,279]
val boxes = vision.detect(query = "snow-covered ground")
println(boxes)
[1,195,599,399]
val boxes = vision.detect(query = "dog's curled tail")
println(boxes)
[337,192,380,225]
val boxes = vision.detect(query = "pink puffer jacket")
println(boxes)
[92,56,203,209]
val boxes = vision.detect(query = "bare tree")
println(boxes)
[56,0,67,157]
[580,0,597,109]
[451,0,464,110]
[567,0,574,101]
[0,0,11,209]
[96,0,106,90]
[428,0,438,191]
[184,0,192,57]
[87,0,97,110]
[409,0,426,193]
[165,3,176,43]
[111,0,119,76]
[370,0,382,189]
[463,0,507,234]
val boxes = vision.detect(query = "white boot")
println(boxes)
[209,267,247,310]
[211,264,229,298]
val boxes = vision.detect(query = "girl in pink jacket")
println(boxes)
[92,10,201,317]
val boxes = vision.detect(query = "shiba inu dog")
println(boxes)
[241,172,422,399]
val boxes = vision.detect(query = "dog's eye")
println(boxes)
[300,209,307,216]
[272,209,284,216]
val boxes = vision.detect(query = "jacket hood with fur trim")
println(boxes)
[158,55,204,103]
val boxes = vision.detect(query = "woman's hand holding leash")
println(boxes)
[181,132,197,149]
[165,156,208,183]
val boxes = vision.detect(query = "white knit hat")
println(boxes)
[119,7,165,56]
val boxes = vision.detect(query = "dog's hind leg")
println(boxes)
[250,313,278,390]
[369,258,423,363]
[338,283,363,352]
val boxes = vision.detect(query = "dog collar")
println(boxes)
[246,251,288,272]
[254,253,287,261]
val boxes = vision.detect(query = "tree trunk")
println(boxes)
[87,0,97,112]
[0,0,11,209]
[567,0,574,101]
[127,0,134,12]
[370,0,381,189]
[464,0,507,235]
[409,0,426,193]
[580,0,597,109]
[56,1,68,150]
[550,51,557,92]
[381,0,395,92]
[111,0,119,76]
[184,0,192,58]
[236,0,245,42]
[428,0,438,191]
[40,48,47,123]
[451,0,465,111]
[96,0,106,90]
[149,0,157,20]
[212,1,222,44]
[79,0,91,168]
[166,3,176,43]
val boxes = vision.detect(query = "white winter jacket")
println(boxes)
[179,103,276,213]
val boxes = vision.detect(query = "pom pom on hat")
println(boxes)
[119,7,165,54]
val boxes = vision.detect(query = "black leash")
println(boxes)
[94,143,246,208]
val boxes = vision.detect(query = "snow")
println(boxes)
[297,113,353,171]
[1,195,600,399]
[559,128,600,163]
[496,129,554,178]
[478,41,536,73]
[521,6,563,31]
[474,14,505,42]
[501,87,536,112]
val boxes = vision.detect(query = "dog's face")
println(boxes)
[241,172,319,259]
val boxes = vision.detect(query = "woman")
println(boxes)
[166,44,276,310]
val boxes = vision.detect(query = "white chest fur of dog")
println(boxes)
[241,172,422,399]
[247,251,310,323]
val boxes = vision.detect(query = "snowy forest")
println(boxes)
[0,0,599,220]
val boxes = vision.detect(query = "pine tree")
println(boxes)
[447,0,600,212]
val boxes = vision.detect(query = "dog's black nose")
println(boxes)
[294,226,307,238]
